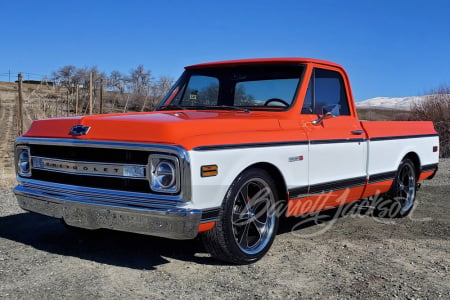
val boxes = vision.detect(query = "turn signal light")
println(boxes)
[201,165,218,177]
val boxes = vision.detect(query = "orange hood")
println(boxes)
[23,111,290,149]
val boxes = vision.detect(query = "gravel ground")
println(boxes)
[0,159,449,299]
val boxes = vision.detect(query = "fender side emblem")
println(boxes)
[70,125,91,136]
[288,155,304,162]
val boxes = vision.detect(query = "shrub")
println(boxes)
[410,86,450,158]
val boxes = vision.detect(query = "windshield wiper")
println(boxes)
[194,105,250,113]
[158,104,187,111]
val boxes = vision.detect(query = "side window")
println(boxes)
[301,68,350,115]
[180,75,219,106]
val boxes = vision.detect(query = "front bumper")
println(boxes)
[13,180,208,240]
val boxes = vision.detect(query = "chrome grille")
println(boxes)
[15,138,192,203]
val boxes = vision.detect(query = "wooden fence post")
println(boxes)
[100,78,103,114]
[75,85,79,115]
[89,72,93,115]
[66,90,70,117]
[17,73,24,136]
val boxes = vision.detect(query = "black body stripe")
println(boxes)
[201,208,220,221]
[193,134,437,151]
[193,138,366,151]
[370,133,438,142]
[421,163,439,172]
[309,176,367,195]
[288,176,367,199]
[288,186,309,199]
[193,141,309,151]
[310,138,366,145]
[368,171,397,184]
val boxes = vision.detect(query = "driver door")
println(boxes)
[301,67,367,209]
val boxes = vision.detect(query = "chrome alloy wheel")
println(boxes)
[395,162,416,214]
[231,178,276,255]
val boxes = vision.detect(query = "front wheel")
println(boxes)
[374,158,417,218]
[201,168,279,264]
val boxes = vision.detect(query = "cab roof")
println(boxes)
[185,58,343,70]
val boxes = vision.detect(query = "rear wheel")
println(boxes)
[375,158,417,218]
[202,168,279,264]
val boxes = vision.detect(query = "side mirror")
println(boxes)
[312,112,333,126]
[311,104,340,126]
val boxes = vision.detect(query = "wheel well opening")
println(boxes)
[244,163,288,204]
[404,152,421,177]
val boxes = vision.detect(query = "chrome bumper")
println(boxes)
[13,182,204,240]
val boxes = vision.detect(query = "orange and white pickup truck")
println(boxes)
[14,58,439,264]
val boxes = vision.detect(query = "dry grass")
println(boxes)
[356,108,410,121]
[0,167,16,189]
[409,88,450,158]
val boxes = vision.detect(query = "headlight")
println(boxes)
[149,154,180,193]
[16,146,32,177]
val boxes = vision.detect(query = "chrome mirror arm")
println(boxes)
[312,112,333,126]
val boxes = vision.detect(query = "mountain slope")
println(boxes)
[356,96,426,110]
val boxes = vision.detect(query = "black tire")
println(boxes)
[201,168,279,264]
[374,158,417,218]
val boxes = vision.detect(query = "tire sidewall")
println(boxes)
[220,168,279,263]
[383,158,417,218]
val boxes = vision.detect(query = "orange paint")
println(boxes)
[198,221,216,232]
[418,170,435,182]
[286,186,364,217]
[361,180,393,198]
[362,121,437,139]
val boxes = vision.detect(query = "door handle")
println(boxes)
[351,130,364,135]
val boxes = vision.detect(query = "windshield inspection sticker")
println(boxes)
[189,91,198,100]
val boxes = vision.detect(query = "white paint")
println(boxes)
[186,135,439,210]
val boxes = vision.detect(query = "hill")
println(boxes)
[356,96,426,111]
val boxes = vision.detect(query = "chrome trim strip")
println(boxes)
[16,137,185,152]
[17,178,183,208]
[14,187,202,240]
[15,138,192,202]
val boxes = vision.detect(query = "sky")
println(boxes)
[1,0,449,101]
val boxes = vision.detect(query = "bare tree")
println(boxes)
[145,76,174,111]
[129,65,150,95]
[126,65,151,110]
[52,65,77,93]
[410,85,450,157]
[108,70,126,93]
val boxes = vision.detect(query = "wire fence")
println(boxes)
[0,71,48,82]
[6,72,169,136]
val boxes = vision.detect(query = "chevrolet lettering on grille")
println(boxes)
[31,157,146,179]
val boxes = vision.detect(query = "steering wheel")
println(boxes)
[263,98,290,107]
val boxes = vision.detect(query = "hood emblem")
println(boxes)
[70,125,91,136]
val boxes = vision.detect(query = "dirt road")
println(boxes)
[1,159,449,299]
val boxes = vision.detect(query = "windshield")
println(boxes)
[157,64,304,111]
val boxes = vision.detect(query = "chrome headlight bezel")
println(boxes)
[149,154,180,194]
[15,145,32,177]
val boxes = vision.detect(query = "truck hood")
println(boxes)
[23,111,284,149]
